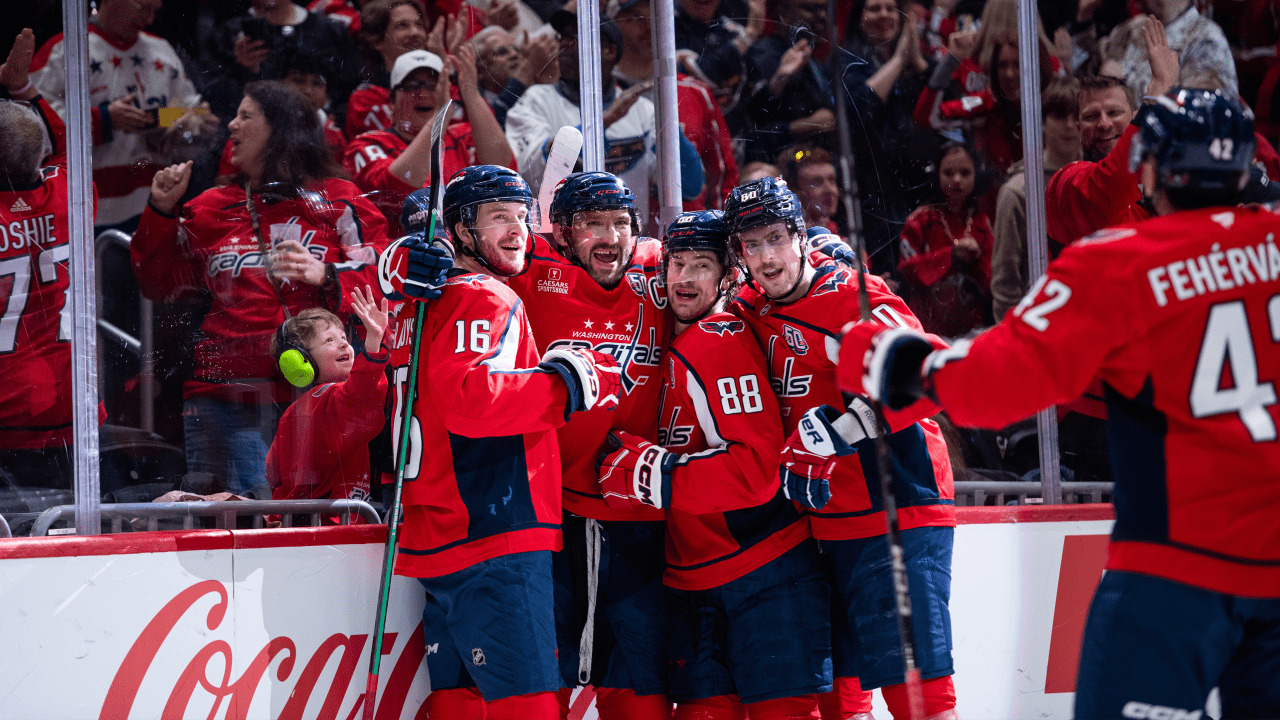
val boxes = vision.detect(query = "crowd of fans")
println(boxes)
[0,0,1277,515]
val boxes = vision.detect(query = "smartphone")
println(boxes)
[242,17,271,43]
[142,107,161,130]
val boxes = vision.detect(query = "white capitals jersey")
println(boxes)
[504,82,657,229]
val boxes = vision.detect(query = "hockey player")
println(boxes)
[344,48,514,235]
[843,88,1280,720]
[722,177,959,720]
[505,171,674,718]
[0,30,102,488]
[383,164,621,720]
[598,210,835,719]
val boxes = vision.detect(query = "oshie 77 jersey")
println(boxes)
[910,206,1280,597]
[732,264,956,541]
[0,95,99,449]
[658,313,809,591]
[386,268,571,579]
[508,235,673,522]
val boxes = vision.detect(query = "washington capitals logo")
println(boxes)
[699,319,744,336]
[547,304,660,395]
[782,324,808,355]
[811,269,846,297]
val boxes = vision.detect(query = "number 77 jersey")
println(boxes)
[919,206,1280,597]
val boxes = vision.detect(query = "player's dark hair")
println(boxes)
[232,81,348,189]
[1077,75,1137,111]
[360,0,427,75]
[271,307,344,356]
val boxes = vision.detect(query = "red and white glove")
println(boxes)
[540,347,622,419]
[598,431,675,510]
[838,322,935,410]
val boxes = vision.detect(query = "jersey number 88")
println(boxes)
[718,374,764,415]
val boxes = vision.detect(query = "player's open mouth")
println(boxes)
[592,250,619,264]
[673,288,699,301]
[337,353,351,364]
[761,267,784,281]
[414,105,434,113]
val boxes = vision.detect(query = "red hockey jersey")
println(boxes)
[1046,124,1148,246]
[390,270,570,578]
[508,236,673,522]
[732,265,955,540]
[131,179,389,404]
[658,313,809,591]
[343,126,482,236]
[0,97,100,449]
[897,207,1280,597]
[345,84,392,141]
[265,349,388,508]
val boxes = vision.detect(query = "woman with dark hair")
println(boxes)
[897,141,993,337]
[130,81,392,497]
[346,0,429,139]
[840,0,943,276]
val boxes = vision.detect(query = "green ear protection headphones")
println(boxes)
[275,321,316,388]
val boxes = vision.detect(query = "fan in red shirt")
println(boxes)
[346,0,485,140]
[264,291,390,516]
[898,142,993,338]
[844,88,1280,720]
[133,81,390,496]
[344,49,514,236]
[0,30,104,488]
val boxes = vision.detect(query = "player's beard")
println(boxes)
[573,235,635,290]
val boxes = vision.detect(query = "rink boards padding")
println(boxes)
[0,505,1115,719]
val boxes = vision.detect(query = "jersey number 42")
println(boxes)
[1189,296,1280,442]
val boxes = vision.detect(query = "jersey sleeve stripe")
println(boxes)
[480,300,524,371]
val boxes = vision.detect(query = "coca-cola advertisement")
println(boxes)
[0,513,1114,719]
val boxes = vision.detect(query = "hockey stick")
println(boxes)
[362,99,453,720]
[538,126,585,232]
[826,4,926,716]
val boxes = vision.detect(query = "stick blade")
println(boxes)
[538,126,584,232]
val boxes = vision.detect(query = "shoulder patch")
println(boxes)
[698,319,745,336]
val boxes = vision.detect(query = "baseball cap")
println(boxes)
[551,9,625,54]
[390,49,444,91]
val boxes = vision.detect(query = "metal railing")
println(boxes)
[95,229,156,433]
[31,499,381,537]
[955,481,1114,507]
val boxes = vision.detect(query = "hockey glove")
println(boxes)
[598,431,675,510]
[839,323,934,410]
[779,400,879,509]
[539,348,622,420]
[403,241,453,300]
[808,231,858,268]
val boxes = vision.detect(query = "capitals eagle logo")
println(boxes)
[699,319,745,336]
